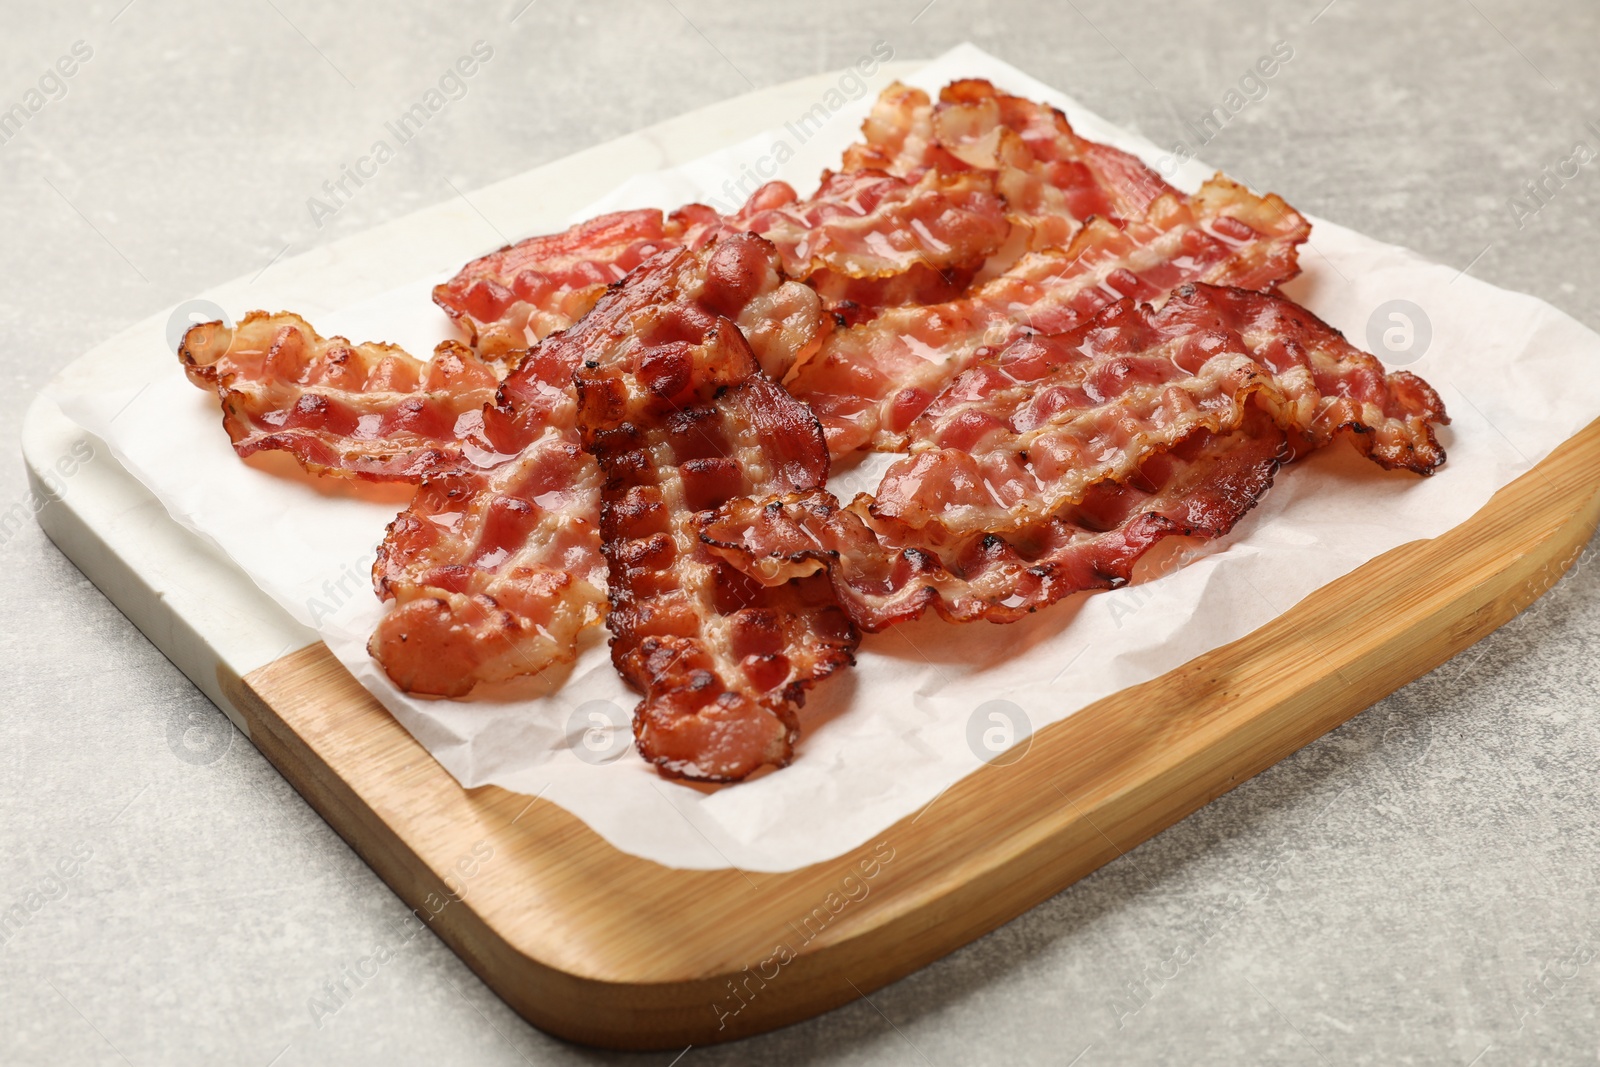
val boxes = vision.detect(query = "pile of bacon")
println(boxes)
[180,79,1447,782]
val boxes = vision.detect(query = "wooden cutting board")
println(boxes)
[24,63,1600,1050]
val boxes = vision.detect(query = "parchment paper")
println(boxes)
[56,44,1600,871]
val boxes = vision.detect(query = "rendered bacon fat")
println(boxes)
[788,176,1312,456]
[572,234,857,780]
[180,311,498,481]
[700,412,1288,629]
[872,283,1449,534]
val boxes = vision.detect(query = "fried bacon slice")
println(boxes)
[843,82,961,178]
[730,168,1009,318]
[180,311,498,481]
[365,306,616,698]
[787,175,1311,457]
[871,284,1448,535]
[843,79,1176,259]
[431,206,722,363]
[700,412,1288,629]
[572,233,857,780]
[433,169,1010,359]
[369,429,607,696]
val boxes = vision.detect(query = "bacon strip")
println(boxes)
[434,169,1009,360]
[369,430,607,695]
[700,412,1288,630]
[733,168,1009,318]
[871,284,1448,535]
[787,176,1311,456]
[364,306,616,694]
[843,79,1176,260]
[180,311,499,482]
[572,234,857,780]
[431,207,721,363]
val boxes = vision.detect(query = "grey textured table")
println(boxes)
[4,1,1598,1064]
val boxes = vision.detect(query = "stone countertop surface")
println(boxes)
[2,1,1597,1064]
